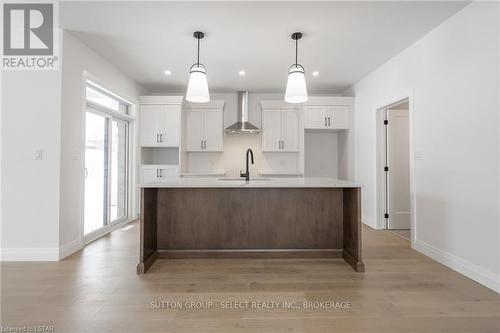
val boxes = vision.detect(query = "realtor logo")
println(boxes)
[2,2,58,70]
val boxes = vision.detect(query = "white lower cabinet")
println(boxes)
[141,165,179,184]
[261,108,299,152]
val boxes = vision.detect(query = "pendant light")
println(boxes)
[285,32,308,103]
[186,31,210,103]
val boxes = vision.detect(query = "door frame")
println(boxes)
[79,72,138,247]
[83,104,130,244]
[373,90,417,246]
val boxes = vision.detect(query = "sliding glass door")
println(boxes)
[84,112,109,235]
[84,108,129,238]
[110,119,128,222]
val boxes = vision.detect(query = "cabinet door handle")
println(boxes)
[201,140,203,149]
[282,140,285,150]
[156,169,159,178]
[203,140,206,149]
[156,134,159,143]
[278,140,281,149]
[160,133,163,143]
[324,117,327,126]
[328,117,331,126]
[160,169,163,178]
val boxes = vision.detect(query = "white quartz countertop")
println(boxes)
[139,177,361,188]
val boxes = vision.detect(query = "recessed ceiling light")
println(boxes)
[312,71,319,76]
[164,70,172,75]
[239,70,246,76]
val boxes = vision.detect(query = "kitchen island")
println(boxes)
[137,178,364,273]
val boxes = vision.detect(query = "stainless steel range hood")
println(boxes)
[225,91,260,134]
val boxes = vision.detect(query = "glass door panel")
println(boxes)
[84,112,109,235]
[110,120,127,222]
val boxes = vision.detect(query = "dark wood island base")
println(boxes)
[138,186,364,274]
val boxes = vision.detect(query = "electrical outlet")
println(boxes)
[34,149,43,160]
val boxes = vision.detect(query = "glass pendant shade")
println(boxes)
[186,63,210,103]
[285,64,308,103]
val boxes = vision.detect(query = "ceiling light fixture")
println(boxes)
[312,71,319,76]
[239,70,246,76]
[186,31,210,103]
[285,32,308,104]
[164,70,172,75]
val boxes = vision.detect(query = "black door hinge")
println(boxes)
[384,213,389,219]
[384,166,389,172]
[384,120,388,125]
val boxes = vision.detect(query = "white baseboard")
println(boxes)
[414,239,499,293]
[59,238,83,260]
[0,247,59,261]
[362,215,377,229]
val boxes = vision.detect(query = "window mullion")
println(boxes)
[106,115,113,226]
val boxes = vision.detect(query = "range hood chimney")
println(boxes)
[225,91,260,134]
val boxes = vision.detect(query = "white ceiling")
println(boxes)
[60,1,469,94]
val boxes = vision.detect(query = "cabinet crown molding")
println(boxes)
[303,96,354,106]
[184,100,225,109]
[260,101,301,109]
[139,96,184,105]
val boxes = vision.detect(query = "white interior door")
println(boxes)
[387,108,411,229]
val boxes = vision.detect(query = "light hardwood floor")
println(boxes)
[1,222,499,333]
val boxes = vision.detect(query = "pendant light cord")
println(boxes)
[295,38,298,67]
[197,36,200,66]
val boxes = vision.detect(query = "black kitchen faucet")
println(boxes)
[240,148,254,181]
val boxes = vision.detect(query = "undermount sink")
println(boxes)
[218,178,271,181]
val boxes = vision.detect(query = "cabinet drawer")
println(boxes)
[141,165,179,183]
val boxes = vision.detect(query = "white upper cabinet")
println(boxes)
[184,101,224,152]
[262,110,282,151]
[303,105,327,129]
[203,109,224,151]
[303,97,353,130]
[261,106,300,152]
[140,103,181,147]
[282,109,299,151]
[185,109,204,151]
[327,106,349,129]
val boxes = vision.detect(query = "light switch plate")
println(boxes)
[34,149,43,160]
[415,150,424,160]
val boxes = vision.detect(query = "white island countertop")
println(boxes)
[139,177,361,188]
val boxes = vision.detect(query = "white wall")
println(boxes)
[59,31,148,257]
[1,70,62,260]
[348,2,499,291]
[304,132,338,177]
